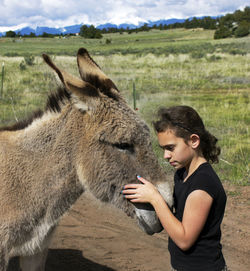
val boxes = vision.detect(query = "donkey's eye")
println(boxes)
[114,143,134,153]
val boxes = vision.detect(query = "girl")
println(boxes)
[122,105,227,271]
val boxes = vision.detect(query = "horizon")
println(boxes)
[0,16,213,35]
[0,0,249,33]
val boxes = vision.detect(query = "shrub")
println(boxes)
[235,22,250,38]
[191,51,206,59]
[80,25,103,39]
[207,55,222,61]
[24,55,35,66]
[229,49,247,56]
[4,52,20,57]
[105,38,112,44]
[214,26,232,39]
[5,30,16,37]
[19,60,26,70]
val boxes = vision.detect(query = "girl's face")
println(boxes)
[157,129,197,170]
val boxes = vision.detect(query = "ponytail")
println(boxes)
[200,130,220,163]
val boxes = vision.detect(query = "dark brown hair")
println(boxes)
[153,105,220,163]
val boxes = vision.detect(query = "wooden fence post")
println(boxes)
[0,62,4,99]
[133,82,136,110]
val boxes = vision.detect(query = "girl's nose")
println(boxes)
[164,150,171,160]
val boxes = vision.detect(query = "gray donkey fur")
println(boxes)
[0,48,173,271]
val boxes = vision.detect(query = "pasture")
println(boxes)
[0,28,249,185]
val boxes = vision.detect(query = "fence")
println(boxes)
[0,62,4,99]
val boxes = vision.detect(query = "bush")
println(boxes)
[191,51,206,59]
[19,60,26,70]
[24,55,35,66]
[5,30,16,37]
[214,26,232,39]
[105,38,112,44]
[80,25,103,39]
[4,52,20,57]
[229,49,247,56]
[207,55,222,62]
[235,22,250,38]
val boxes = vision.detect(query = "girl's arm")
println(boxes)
[123,176,213,251]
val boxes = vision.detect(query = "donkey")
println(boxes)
[0,48,173,271]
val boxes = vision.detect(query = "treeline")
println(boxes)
[78,17,218,39]
[100,17,217,34]
[3,6,250,40]
[97,6,249,39]
[4,31,67,38]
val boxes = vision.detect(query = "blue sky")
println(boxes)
[0,0,249,32]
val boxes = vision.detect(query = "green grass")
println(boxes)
[0,28,249,185]
[1,29,250,57]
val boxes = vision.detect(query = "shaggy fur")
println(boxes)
[0,48,173,271]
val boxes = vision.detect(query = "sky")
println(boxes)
[0,0,249,32]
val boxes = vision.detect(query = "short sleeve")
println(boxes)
[188,173,217,199]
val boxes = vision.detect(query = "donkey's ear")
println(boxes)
[77,48,120,100]
[43,54,100,111]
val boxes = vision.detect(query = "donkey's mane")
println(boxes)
[0,87,71,132]
[45,87,71,113]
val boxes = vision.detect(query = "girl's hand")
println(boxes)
[122,176,160,204]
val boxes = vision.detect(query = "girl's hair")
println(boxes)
[153,105,220,163]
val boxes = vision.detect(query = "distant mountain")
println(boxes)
[63,24,83,34]
[117,23,139,29]
[97,22,146,30]
[18,27,35,35]
[97,23,118,30]
[35,26,63,36]
[0,16,220,37]
[147,18,186,27]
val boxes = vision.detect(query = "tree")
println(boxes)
[202,16,217,29]
[234,21,250,37]
[219,13,234,29]
[80,25,102,39]
[234,9,244,22]
[185,17,200,28]
[239,6,250,22]
[140,23,150,32]
[213,6,250,39]
[41,32,53,38]
[29,32,36,38]
[214,25,232,39]
[5,30,16,37]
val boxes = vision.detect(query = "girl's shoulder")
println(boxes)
[174,163,215,183]
[189,163,226,199]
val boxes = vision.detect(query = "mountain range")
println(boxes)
[0,17,213,37]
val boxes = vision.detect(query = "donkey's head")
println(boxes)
[43,48,173,235]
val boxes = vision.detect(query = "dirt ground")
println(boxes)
[8,183,249,271]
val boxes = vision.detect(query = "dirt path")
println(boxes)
[8,184,249,270]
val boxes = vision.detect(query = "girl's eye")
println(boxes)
[165,145,175,151]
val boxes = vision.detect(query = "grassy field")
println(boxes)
[1,28,250,56]
[0,28,249,185]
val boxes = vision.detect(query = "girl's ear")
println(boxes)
[189,134,200,149]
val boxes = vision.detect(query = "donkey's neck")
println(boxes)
[18,106,74,153]
[1,105,85,229]
[11,105,85,200]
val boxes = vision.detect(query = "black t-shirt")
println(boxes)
[168,162,227,271]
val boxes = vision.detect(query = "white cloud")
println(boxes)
[0,0,249,32]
